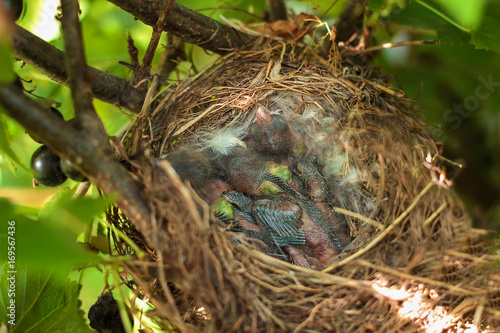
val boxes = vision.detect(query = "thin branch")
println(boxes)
[334,0,370,45]
[0,84,152,240]
[132,0,173,86]
[106,0,254,54]
[266,0,288,21]
[60,0,106,135]
[343,39,439,56]
[10,25,146,112]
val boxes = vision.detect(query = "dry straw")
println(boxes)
[111,41,500,332]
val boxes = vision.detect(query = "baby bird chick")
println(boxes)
[215,147,294,196]
[212,193,281,255]
[162,149,230,204]
[294,161,351,249]
[245,105,306,163]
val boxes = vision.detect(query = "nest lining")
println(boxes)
[112,49,500,332]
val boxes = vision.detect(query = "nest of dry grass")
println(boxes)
[110,44,500,332]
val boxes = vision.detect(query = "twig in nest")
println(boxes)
[323,181,435,273]
[334,207,385,230]
[360,259,484,295]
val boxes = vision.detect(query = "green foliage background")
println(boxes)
[0,0,499,331]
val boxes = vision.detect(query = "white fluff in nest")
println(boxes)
[321,146,359,185]
[196,126,248,155]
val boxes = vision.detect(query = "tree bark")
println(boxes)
[107,0,254,54]
[10,26,146,112]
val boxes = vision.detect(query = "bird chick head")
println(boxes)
[245,105,295,157]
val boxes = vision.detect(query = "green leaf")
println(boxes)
[368,0,386,11]
[0,114,25,172]
[393,2,471,45]
[471,16,500,54]
[0,198,98,273]
[368,0,405,13]
[0,39,15,84]
[38,187,116,228]
[432,0,485,30]
[0,264,91,332]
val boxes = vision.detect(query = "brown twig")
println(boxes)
[106,0,254,54]
[127,34,140,69]
[59,0,106,134]
[343,39,439,56]
[133,0,174,86]
[10,25,146,112]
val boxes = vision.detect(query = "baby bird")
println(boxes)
[252,193,306,247]
[213,193,282,256]
[219,190,310,266]
[267,170,347,255]
[162,149,230,204]
[244,105,306,163]
[252,193,312,268]
[294,161,351,250]
[214,146,294,196]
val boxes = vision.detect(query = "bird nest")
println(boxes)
[110,45,500,332]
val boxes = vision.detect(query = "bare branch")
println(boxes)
[343,39,439,56]
[266,0,288,21]
[132,0,173,86]
[334,0,370,45]
[106,0,254,54]
[10,26,146,112]
[60,0,107,135]
[0,84,152,239]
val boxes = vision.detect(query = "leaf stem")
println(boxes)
[415,0,470,33]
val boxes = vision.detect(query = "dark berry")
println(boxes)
[30,145,67,186]
[28,107,64,143]
[88,292,127,333]
[61,159,87,182]
[1,0,23,21]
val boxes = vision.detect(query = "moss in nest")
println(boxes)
[112,49,500,332]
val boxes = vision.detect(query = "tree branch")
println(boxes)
[10,26,146,112]
[60,0,107,135]
[334,0,370,45]
[106,0,254,54]
[0,84,152,239]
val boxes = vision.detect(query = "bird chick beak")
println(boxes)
[236,139,247,149]
[255,104,273,125]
